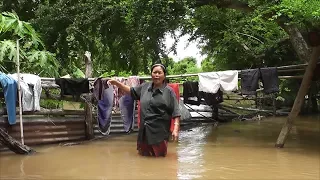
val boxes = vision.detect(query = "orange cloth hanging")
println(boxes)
[136,83,180,133]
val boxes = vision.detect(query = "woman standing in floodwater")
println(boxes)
[109,64,181,157]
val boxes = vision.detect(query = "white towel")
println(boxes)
[198,72,220,93]
[218,70,238,92]
[198,70,238,93]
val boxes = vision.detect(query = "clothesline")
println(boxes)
[40,62,313,81]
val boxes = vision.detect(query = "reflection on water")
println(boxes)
[177,126,213,179]
[0,115,319,179]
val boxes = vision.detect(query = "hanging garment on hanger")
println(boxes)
[241,67,279,95]
[199,89,224,106]
[113,77,125,111]
[260,67,279,94]
[167,83,180,133]
[119,76,140,133]
[119,94,134,133]
[97,86,114,135]
[0,72,17,125]
[55,78,89,100]
[183,81,201,105]
[240,69,260,95]
[9,73,42,111]
[198,70,238,93]
[93,77,109,101]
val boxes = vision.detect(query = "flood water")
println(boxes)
[0,115,319,179]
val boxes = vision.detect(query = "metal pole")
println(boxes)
[16,39,24,145]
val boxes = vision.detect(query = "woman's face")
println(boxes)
[151,66,165,86]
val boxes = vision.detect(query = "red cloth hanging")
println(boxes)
[136,83,180,133]
[167,83,180,132]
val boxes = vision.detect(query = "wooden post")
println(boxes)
[275,46,320,148]
[84,51,94,139]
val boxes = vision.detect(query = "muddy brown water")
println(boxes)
[0,116,319,179]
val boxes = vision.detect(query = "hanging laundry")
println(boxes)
[0,72,17,125]
[93,77,109,101]
[113,77,126,111]
[199,89,223,106]
[260,67,279,94]
[240,69,260,95]
[241,67,279,95]
[93,76,140,134]
[198,70,238,93]
[55,78,89,100]
[119,76,140,133]
[97,86,114,135]
[168,83,180,133]
[218,70,239,92]
[183,81,201,105]
[127,76,140,87]
[9,73,42,111]
[119,94,134,133]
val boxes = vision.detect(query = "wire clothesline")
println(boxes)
[39,62,315,81]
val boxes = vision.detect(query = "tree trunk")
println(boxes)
[282,25,312,63]
[0,128,35,154]
[275,46,320,148]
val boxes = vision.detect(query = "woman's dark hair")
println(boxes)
[151,63,167,75]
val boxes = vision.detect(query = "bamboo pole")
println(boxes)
[39,62,316,81]
[16,39,24,145]
[275,46,320,148]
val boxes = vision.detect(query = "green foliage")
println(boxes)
[31,0,191,76]
[201,57,216,72]
[185,5,291,70]
[40,99,62,109]
[265,0,320,26]
[0,12,43,48]
[167,57,201,83]
[0,40,18,62]
[276,79,301,106]
[0,12,60,77]
[26,50,59,77]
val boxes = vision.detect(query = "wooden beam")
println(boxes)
[0,108,85,116]
[84,51,94,139]
[275,46,320,148]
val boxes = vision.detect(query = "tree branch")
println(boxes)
[193,0,311,63]
[195,0,253,12]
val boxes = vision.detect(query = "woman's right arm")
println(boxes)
[108,80,131,94]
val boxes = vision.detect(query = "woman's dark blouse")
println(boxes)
[130,82,181,145]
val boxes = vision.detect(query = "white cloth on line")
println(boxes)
[8,73,42,112]
[198,70,238,93]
